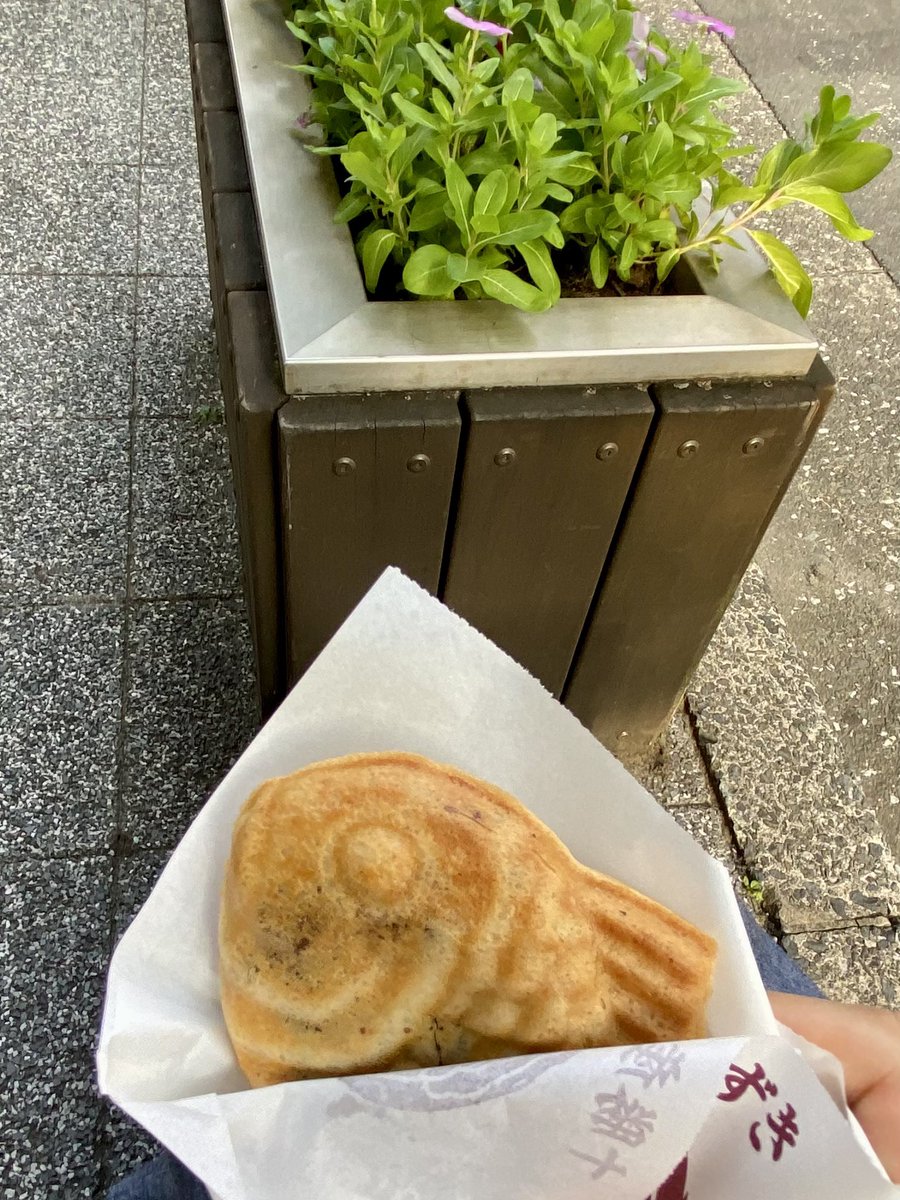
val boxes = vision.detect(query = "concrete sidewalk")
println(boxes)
[0,0,898,1195]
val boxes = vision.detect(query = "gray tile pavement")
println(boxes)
[131,418,241,596]
[0,164,140,276]
[0,855,111,1198]
[139,167,206,276]
[690,564,899,933]
[135,276,220,417]
[123,599,256,846]
[0,277,135,419]
[0,418,130,602]
[0,605,122,855]
[0,1,898,1195]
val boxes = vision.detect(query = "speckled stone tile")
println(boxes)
[0,855,111,1198]
[628,709,718,809]
[143,0,197,168]
[135,277,219,417]
[0,277,135,420]
[0,67,142,165]
[114,849,173,939]
[139,166,206,276]
[103,1103,161,1190]
[98,851,174,1184]
[0,0,144,77]
[131,418,240,597]
[0,605,122,854]
[783,924,900,1006]
[689,562,900,933]
[755,269,900,850]
[668,805,736,869]
[0,163,139,274]
[0,419,129,602]
[123,599,256,846]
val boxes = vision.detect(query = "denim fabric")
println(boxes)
[107,905,822,1198]
[738,900,824,998]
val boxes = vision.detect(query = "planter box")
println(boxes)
[186,0,833,753]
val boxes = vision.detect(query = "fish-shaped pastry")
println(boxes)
[219,752,717,1088]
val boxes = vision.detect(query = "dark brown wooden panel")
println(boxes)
[227,291,290,718]
[213,192,265,295]
[191,42,237,113]
[564,359,835,753]
[201,111,250,192]
[185,0,226,44]
[442,386,654,695]
[279,393,462,684]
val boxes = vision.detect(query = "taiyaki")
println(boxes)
[219,751,717,1088]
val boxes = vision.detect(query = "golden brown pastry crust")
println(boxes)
[219,752,717,1088]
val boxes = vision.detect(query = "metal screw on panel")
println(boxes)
[494,447,516,466]
[742,436,766,456]
[333,456,356,476]
[407,453,431,473]
[596,442,619,461]
[677,440,699,459]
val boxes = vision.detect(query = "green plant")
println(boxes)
[283,0,891,314]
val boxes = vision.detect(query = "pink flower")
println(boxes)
[444,6,512,37]
[626,12,667,74]
[673,9,735,38]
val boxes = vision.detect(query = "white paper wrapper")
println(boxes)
[98,569,899,1199]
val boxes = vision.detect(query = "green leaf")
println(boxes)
[625,70,681,107]
[340,151,391,202]
[617,234,638,276]
[481,268,552,311]
[518,239,561,301]
[474,169,510,219]
[529,112,559,155]
[754,139,803,190]
[589,241,609,289]
[471,211,501,236]
[748,229,813,318]
[781,141,892,193]
[415,40,461,97]
[502,67,535,105]
[402,244,455,296]
[446,253,486,284]
[333,189,370,223]
[431,89,455,123]
[656,247,679,283]
[491,209,558,246]
[445,160,475,240]
[780,183,874,240]
[612,192,642,222]
[715,184,765,209]
[542,152,596,186]
[408,189,449,232]
[360,228,399,292]
[544,182,574,203]
[390,92,443,131]
[639,218,677,246]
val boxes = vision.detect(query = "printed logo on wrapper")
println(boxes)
[717,1058,799,1163]
[341,1050,576,1111]
[568,1043,688,1186]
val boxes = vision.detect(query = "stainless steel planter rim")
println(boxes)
[222,0,819,395]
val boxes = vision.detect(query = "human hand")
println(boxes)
[769,990,900,1183]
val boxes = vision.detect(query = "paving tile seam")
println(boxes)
[0,597,125,612]
[129,591,243,605]
[93,2,150,1192]
[683,698,787,940]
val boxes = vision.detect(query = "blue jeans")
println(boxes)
[108,905,821,1199]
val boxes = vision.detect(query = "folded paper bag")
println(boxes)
[97,568,899,1199]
